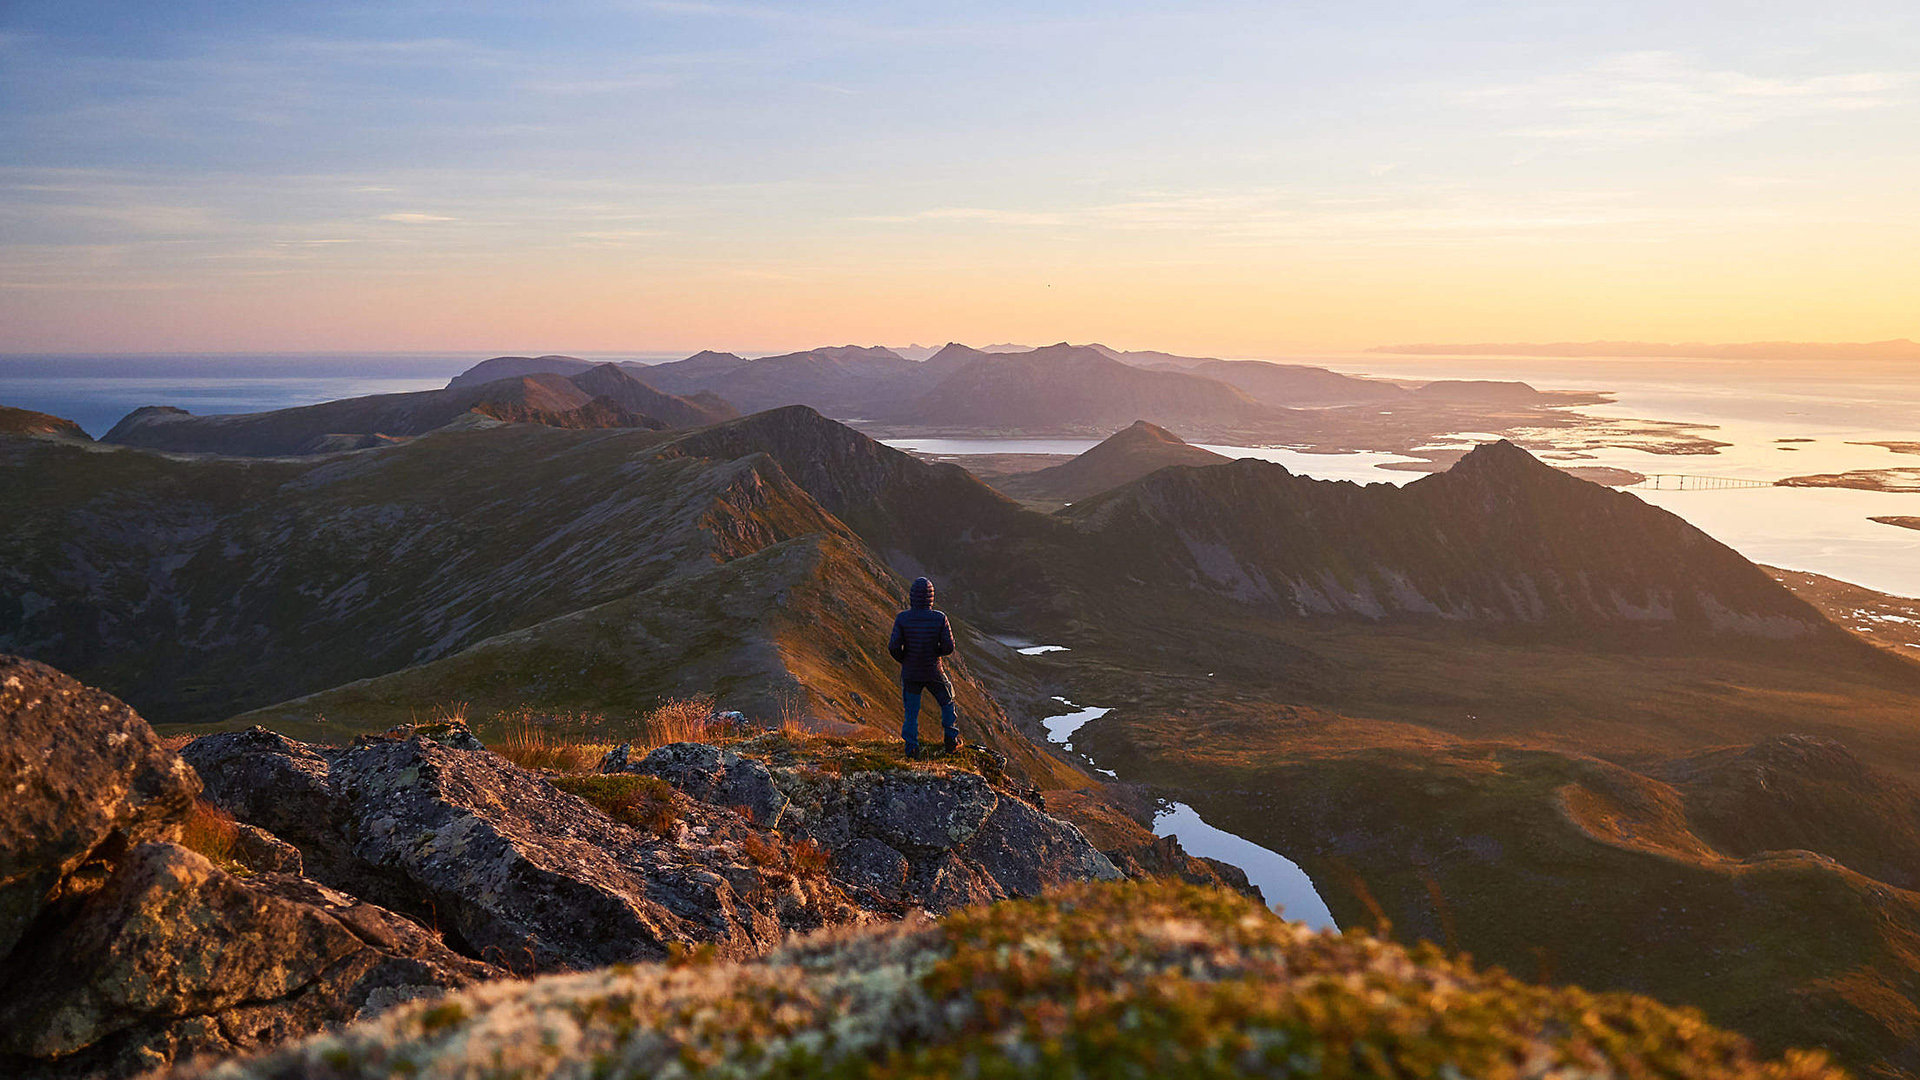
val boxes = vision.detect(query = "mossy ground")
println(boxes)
[164,881,1843,1080]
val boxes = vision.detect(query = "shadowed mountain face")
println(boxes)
[0,404,91,440]
[993,420,1229,504]
[1066,440,1837,637]
[100,367,731,456]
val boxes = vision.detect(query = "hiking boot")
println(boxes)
[904,745,922,760]
[944,737,965,755]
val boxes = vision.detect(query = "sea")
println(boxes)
[7,351,1920,598]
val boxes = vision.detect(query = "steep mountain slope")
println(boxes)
[656,405,1072,622]
[0,404,90,440]
[902,343,1279,432]
[230,531,1081,789]
[0,424,845,721]
[1067,440,1838,637]
[100,367,736,456]
[1184,358,1409,406]
[994,420,1229,504]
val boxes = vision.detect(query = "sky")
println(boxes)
[1,1,1916,356]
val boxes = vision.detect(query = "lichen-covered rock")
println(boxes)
[231,824,304,876]
[155,881,1844,1080]
[0,843,492,1080]
[179,728,344,870]
[607,741,787,826]
[189,731,868,972]
[773,765,1121,914]
[0,655,199,960]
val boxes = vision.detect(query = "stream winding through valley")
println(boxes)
[1026,670,1338,929]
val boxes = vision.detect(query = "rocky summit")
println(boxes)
[0,654,1140,1078]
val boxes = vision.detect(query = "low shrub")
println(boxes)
[552,774,679,836]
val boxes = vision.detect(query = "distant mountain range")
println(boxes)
[74,341,1575,460]
[432,342,1543,442]
[1373,339,1920,361]
[100,364,735,456]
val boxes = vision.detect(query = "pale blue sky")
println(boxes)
[2,1,1916,353]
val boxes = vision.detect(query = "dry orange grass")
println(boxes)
[491,717,606,773]
[179,798,241,868]
[485,696,724,774]
[642,695,720,747]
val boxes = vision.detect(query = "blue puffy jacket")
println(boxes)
[888,577,955,681]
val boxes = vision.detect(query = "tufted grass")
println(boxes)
[178,798,243,871]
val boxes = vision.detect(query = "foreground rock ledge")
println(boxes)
[159,880,1840,1080]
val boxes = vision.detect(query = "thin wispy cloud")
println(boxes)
[1470,51,1916,143]
[378,212,458,223]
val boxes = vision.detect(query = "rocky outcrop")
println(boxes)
[602,741,787,826]
[188,728,867,971]
[0,656,198,959]
[0,658,494,1080]
[189,726,1124,974]
[0,843,491,1080]
[724,741,1124,914]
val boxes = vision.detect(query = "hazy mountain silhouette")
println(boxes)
[995,420,1229,504]
[101,367,729,456]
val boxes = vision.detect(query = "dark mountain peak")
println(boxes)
[1442,439,1564,485]
[683,350,743,363]
[1111,419,1183,443]
[994,420,1230,504]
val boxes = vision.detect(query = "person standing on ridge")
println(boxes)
[888,576,962,759]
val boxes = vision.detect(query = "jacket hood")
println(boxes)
[909,577,935,609]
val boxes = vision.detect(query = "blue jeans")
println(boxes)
[902,676,959,749]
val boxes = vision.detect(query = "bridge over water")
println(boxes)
[1623,474,1777,491]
